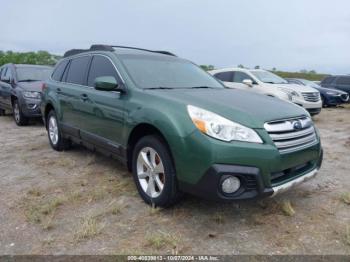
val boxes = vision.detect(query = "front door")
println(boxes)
[78,55,126,154]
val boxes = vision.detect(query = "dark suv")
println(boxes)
[0,64,52,125]
[41,45,322,207]
[320,75,350,95]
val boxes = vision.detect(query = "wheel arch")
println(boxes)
[126,123,175,172]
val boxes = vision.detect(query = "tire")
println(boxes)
[46,110,71,151]
[321,95,326,108]
[12,99,29,126]
[132,135,182,207]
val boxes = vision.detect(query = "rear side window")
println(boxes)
[87,56,119,87]
[233,72,254,83]
[321,77,335,84]
[336,76,350,85]
[66,56,90,85]
[214,72,233,82]
[52,60,69,81]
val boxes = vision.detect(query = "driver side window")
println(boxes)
[87,56,119,87]
[233,72,254,83]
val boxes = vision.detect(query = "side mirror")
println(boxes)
[242,79,253,87]
[94,76,119,91]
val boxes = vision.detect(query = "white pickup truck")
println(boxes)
[209,68,322,116]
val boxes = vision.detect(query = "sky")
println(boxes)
[1,0,349,74]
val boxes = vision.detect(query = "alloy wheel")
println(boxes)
[48,116,59,145]
[136,147,165,198]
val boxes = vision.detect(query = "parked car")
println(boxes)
[286,78,349,107]
[0,64,52,125]
[41,45,323,207]
[209,68,322,116]
[320,75,350,95]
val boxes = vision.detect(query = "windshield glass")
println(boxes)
[251,71,288,84]
[119,55,224,89]
[16,67,52,82]
[299,79,320,88]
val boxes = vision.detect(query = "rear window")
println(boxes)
[52,60,69,81]
[336,76,350,85]
[66,56,90,85]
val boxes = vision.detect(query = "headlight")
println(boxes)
[187,105,263,143]
[326,91,338,96]
[23,91,41,99]
[279,88,300,98]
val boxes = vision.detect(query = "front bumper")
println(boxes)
[20,97,42,117]
[174,129,323,202]
[292,97,322,109]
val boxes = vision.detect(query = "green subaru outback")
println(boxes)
[41,45,323,207]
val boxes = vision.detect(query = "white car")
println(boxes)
[209,68,322,116]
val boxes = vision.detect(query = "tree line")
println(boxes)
[0,51,60,67]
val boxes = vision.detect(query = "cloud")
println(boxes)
[1,0,349,74]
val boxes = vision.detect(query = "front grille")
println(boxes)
[341,93,349,102]
[302,92,320,102]
[264,117,318,154]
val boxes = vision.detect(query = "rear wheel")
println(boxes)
[12,99,28,126]
[46,110,71,151]
[132,135,182,207]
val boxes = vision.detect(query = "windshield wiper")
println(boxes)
[18,79,41,82]
[145,87,174,90]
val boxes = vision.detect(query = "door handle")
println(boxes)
[56,88,62,94]
[80,93,88,101]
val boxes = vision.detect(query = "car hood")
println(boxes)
[265,83,319,93]
[16,81,43,92]
[147,88,308,129]
[312,86,347,94]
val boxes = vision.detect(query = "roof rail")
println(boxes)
[63,44,176,58]
[112,45,176,57]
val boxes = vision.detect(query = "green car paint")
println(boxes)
[41,47,322,203]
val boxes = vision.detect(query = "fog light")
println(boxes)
[221,176,241,194]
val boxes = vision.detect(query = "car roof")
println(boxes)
[14,64,52,69]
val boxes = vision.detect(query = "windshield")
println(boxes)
[251,71,288,84]
[119,55,224,89]
[299,79,320,88]
[16,67,52,82]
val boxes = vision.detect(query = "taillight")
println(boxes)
[41,83,47,92]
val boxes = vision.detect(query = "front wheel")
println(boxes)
[12,100,28,126]
[46,110,71,151]
[132,135,182,207]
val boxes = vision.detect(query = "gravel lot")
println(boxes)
[0,106,349,255]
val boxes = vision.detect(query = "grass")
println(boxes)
[74,216,104,242]
[346,225,350,246]
[341,192,350,205]
[281,200,295,216]
[146,231,179,250]
[25,195,66,224]
[211,211,225,224]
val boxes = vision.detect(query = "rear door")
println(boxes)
[56,55,91,136]
[78,55,125,152]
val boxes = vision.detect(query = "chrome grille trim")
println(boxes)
[264,117,318,154]
[269,126,314,140]
[301,92,320,102]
